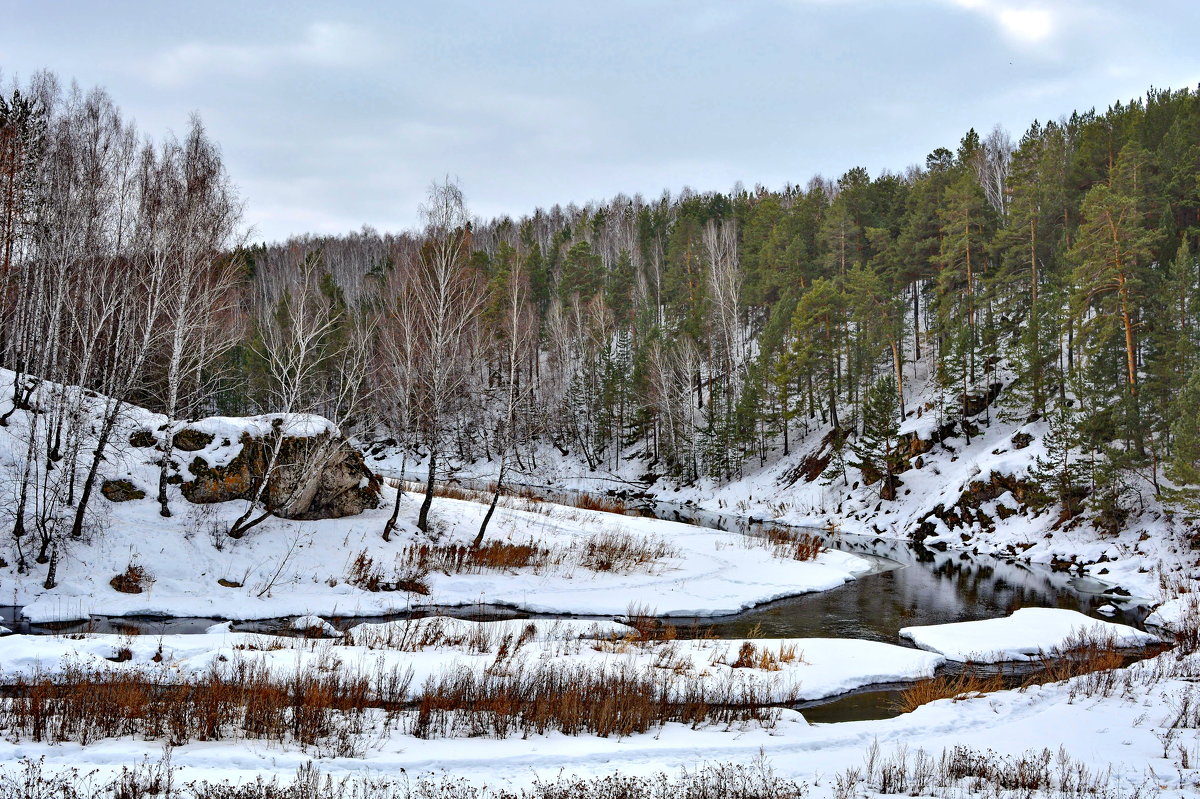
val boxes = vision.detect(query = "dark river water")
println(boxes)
[649,502,1146,639]
[644,502,1154,721]
[0,499,1158,722]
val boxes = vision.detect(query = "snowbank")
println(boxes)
[15,489,871,623]
[288,614,342,636]
[899,607,1159,662]
[0,634,1192,796]
[346,616,633,647]
[1146,595,1200,631]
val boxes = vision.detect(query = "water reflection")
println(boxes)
[649,502,1146,642]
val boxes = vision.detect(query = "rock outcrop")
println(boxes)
[177,418,381,520]
[101,479,146,502]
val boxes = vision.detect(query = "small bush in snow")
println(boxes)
[109,561,153,594]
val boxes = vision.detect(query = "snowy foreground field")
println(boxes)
[0,470,1192,797]
[0,609,1191,797]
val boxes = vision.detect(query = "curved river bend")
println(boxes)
[0,499,1156,722]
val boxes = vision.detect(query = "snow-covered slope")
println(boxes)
[0,369,871,622]
[372,356,1190,608]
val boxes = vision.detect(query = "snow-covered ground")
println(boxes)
[0,619,945,702]
[7,487,871,622]
[0,614,1193,797]
[2,359,1197,796]
[0,365,872,623]
[12,489,871,622]
[375,354,1190,610]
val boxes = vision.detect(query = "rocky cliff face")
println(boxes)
[166,419,382,520]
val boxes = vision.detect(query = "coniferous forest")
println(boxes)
[2,72,1200,574]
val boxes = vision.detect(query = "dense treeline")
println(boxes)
[2,71,1199,577]
[224,86,1197,536]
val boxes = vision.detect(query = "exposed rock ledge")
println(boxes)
[145,415,382,520]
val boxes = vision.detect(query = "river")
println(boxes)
[0,498,1159,722]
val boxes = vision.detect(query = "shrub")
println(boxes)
[579,531,678,572]
[110,562,153,594]
[345,550,430,595]
[759,528,825,561]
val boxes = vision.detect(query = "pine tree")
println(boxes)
[1069,144,1158,457]
[998,120,1069,419]
[934,170,992,393]
[821,429,851,487]
[785,278,846,431]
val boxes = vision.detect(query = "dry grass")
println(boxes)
[719,641,806,672]
[410,662,795,739]
[580,531,677,572]
[834,740,1126,799]
[403,541,546,574]
[896,629,1161,714]
[894,667,1005,713]
[345,550,430,595]
[356,530,678,588]
[1020,630,1172,701]
[0,646,802,746]
[0,658,412,755]
[756,528,825,562]
[621,605,719,643]
[1156,581,1200,655]
[572,492,630,515]
[0,755,808,799]
[1024,630,1128,685]
[344,617,542,656]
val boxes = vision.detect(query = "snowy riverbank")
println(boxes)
[0,610,1183,797]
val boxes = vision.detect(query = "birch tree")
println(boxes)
[376,238,421,541]
[151,118,243,517]
[473,252,536,546]
[411,179,485,534]
[227,252,373,539]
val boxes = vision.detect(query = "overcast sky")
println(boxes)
[3,1,1197,242]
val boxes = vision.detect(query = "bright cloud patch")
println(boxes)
[948,0,1057,45]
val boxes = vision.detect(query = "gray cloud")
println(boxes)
[2,0,1197,242]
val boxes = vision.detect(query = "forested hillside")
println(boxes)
[2,72,1199,587]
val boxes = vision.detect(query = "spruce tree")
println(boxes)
[1032,403,1086,517]
[852,374,902,499]
[1165,367,1200,531]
